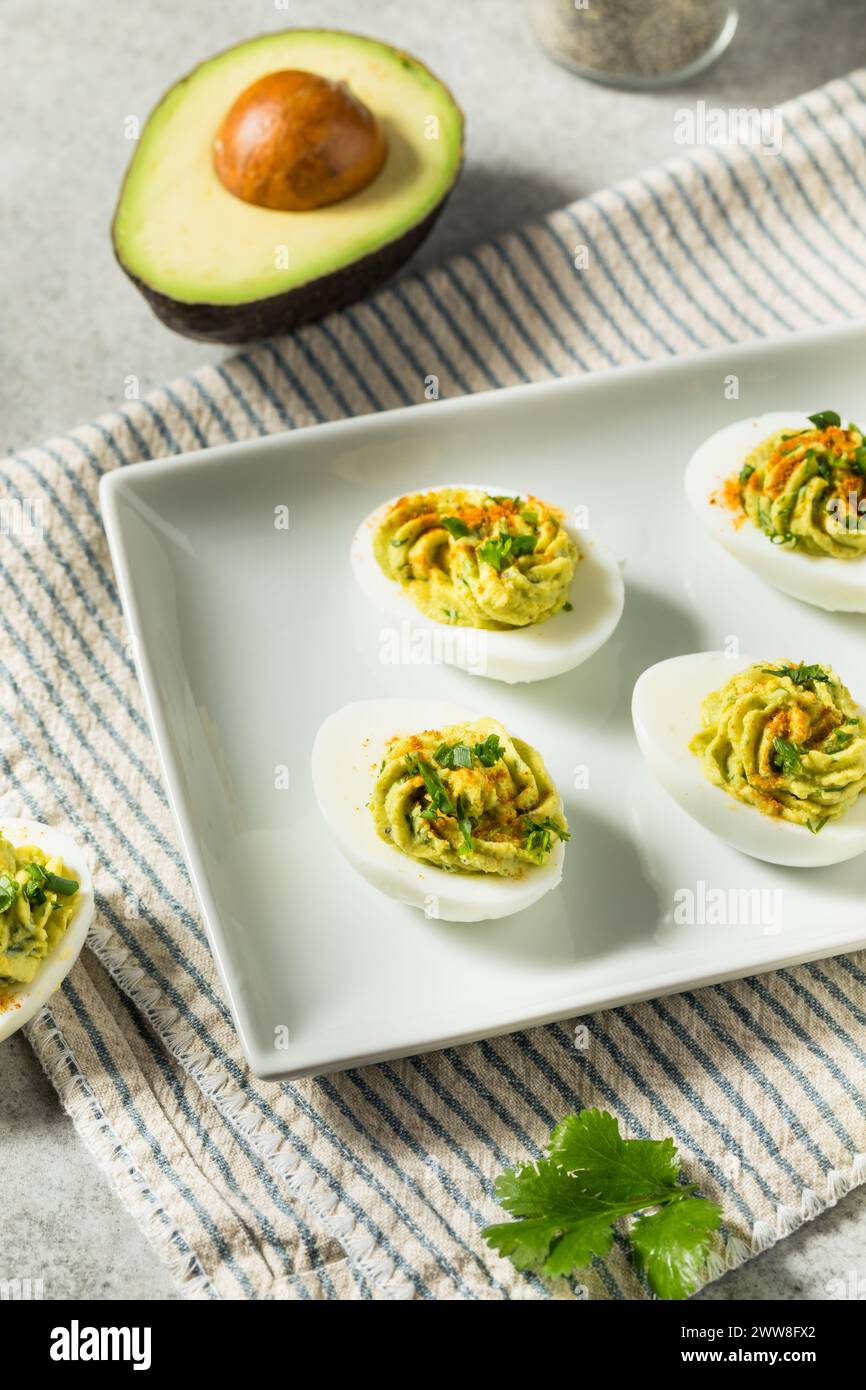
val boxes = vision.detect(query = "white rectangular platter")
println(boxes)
[101,321,866,1079]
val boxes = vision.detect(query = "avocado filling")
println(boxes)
[372,488,579,630]
[690,662,866,830]
[0,836,80,988]
[371,717,569,875]
[724,412,866,558]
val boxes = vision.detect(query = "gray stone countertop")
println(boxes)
[3,0,866,1301]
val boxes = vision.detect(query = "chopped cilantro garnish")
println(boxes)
[520,509,538,527]
[522,815,570,863]
[441,516,472,539]
[44,872,79,899]
[563,601,573,612]
[0,874,19,914]
[482,1109,721,1301]
[435,741,473,770]
[406,756,454,817]
[473,733,504,767]
[762,662,832,688]
[478,531,538,572]
[771,737,802,777]
[456,795,474,854]
[436,734,504,770]
[824,729,854,755]
[808,410,841,430]
[738,463,755,485]
[809,448,833,482]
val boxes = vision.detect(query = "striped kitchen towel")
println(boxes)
[5,68,866,1300]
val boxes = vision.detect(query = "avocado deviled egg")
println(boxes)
[312,700,569,921]
[350,485,624,683]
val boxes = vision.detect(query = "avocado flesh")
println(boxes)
[112,30,464,341]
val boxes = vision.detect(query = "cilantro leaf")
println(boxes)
[825,729,853,755]
[473,733,504,767]
[808,410,841,430]
[523,815,571,863]
[761,662,831,688]
[509,532,538,558]
[23,862,47,906]
[484,1161,617,1274]
[435,741,473,770]
[455,795,474,854]
[483,1109,721,1299]
[406,756,454,817]
[547,1109,680,1203]
[771,736,802,777]
[478,530,538,572]
[631,1198,722,1301]
[0,873,19,914]
[738,463,755,485]
[441,516,472,539]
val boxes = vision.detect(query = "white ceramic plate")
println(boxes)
[101,320,866,1080]
[0,819,94,1043]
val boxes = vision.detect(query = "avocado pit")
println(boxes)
[213,69,387,211]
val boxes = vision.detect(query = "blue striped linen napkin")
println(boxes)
[6,68,866,1301]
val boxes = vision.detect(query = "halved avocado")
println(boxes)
[112,30,464,342]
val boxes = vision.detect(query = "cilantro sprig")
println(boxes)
[483,1109,721,1300]
[761,662,832,689]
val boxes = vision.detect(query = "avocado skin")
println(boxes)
[114,195,453,343]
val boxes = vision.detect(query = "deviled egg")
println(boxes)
[0,819,94,1042]
[311,699,569,921]
[685,411,866,612]
[632,652,866,867]
[350,485,624,683]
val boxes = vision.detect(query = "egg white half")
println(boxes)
[311,698,566,922]
[0,818,95,1043]
[632,651,866,868]
[350,485,624,684]
[685,412,866,613]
